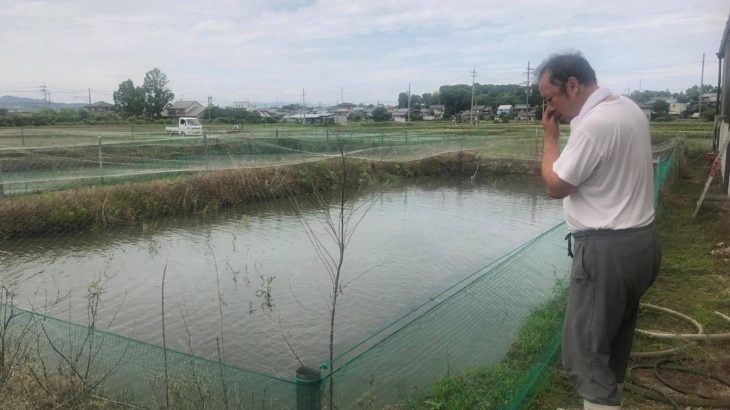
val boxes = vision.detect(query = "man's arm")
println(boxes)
[541,108,576,199]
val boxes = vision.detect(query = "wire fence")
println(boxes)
[0,126,546,196]
[0,131,681,409]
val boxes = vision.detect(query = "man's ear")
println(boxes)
[566,76,580,96]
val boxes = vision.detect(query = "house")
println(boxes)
[86,101,114,114]
[715,12,730,195]
[334,108,350,125]
[700,93,721,109]
[233,101,258,111]
[392,108,410,123]
[668,102,688,117]
[496,105,513,116]
[258,109,282,120]
[429,105,445,120]
[513,104,536,121]
[285,112,334,124]
[163,100,205,118]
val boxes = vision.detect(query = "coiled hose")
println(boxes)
[625,303,730,408]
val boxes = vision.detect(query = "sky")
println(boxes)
[0,0,728,107]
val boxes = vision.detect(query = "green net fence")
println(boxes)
[0,126,681,409]
[0,125,545,195]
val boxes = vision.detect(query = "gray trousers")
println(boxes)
[563,223,661,406]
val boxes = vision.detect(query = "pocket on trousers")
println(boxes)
[571,241,591,285]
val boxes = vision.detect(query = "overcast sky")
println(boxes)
[1,0,728,107]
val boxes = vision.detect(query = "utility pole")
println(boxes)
[300,88,306,124]
[88,88,92,107]
[340,86,344,105]
[525,61,534,107]
[470,67,478,125]
[40,84,49,106]
[407,83,411,122]
[208,95,213,120]
[699,52,705,123]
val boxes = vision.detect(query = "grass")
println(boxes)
[403,289,567,409]
[0,352,126,410]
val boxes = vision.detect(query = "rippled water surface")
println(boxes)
[0,176,563,376]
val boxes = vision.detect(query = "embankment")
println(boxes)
[0,152,540,239]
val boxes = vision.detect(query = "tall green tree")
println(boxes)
[371,106,392,122]
[398,92,409,108]
[113,79,145,117]
[142,68,174,118]
[652,99,670,115]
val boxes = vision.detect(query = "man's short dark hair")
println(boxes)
[537,52,597,92]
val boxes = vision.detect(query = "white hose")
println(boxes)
[636,303,730,341]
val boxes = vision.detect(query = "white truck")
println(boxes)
[165,117,203,136]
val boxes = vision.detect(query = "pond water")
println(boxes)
[0,175,563,377]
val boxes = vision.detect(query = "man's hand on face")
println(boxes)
[542,107,561,141]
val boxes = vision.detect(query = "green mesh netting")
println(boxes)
[0,127,544,195]
[1,302,297,409]
[0,134,681,409]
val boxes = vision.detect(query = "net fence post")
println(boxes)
[295,366,321,410]
[203,133,209,171]
[0,161,4,197]
[98,136,104,185]
[20,126,25,147]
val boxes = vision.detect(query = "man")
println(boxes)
[537,53,661,409]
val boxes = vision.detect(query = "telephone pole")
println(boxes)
[300,88,306,124]
[407,83,411,122]
[525,61,534,106]
[470,67,478,125]
[88,88,92,107]
[208,95,213,120]
[40,84,49,107]
[699,52,705,123]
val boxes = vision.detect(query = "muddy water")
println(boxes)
[0,175,563,377]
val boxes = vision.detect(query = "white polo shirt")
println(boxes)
[553,89,655,232]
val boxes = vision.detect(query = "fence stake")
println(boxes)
[276,129,279,143]
[295,367,321,410]
[203,133,209,170]
[405,130,408,145]
[0,162,4,197]
[98,136,103,185]
[21,127,25,147]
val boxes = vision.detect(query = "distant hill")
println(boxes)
[0,95,87,113]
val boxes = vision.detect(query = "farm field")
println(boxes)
[0,120,714,196]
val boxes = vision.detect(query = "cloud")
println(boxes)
[0,0,727,104]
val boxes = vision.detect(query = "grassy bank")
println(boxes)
[404,288,566,409]
[0,152,539,239]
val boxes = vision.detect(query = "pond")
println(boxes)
[0,175,563,378]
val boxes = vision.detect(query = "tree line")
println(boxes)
[113,68,175,119]
[397,83,720,119]
[397,83,542,118]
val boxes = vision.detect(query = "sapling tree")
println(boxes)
[290,128,380,408]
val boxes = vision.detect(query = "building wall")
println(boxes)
[720,122,730,194]
[722,39,730,193]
